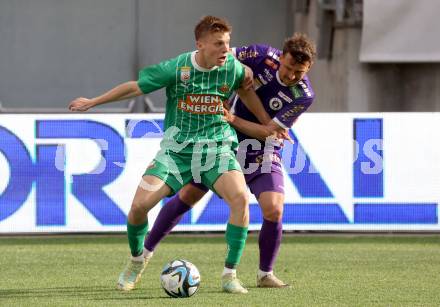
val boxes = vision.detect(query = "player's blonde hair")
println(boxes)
[283,33,316,64]
[194,16,232,41]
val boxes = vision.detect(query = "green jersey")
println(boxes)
[137,51,245,148]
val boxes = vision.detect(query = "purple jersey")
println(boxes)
[232,44,315,180]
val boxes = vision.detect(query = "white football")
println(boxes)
[160,259,201,298]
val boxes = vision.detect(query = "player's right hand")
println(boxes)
[68,97,94,112]
[275,129,294,144]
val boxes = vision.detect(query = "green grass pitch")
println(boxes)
[0,234,439,306]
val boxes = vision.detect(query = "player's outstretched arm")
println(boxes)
[68,81,143,112]
[236,87,271,125]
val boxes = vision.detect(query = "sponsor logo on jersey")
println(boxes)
[278,91,293,103]
[219,83,230,94]
[237,49,259,61]
[269,97,283,110]
[264,58,279,70]
[291,86,303,99]
[298,80,312,97]
[264,68,273,82]
[180,66,191,83]
[280,105,305,121]
[178,94,224,115]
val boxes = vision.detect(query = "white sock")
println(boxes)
[131,254,144,262]
[258,269,272,279]
[143,247,153,258]
[222,267,236,276]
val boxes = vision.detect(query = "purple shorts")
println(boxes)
[189,170,284,199]
[246,171,284,199]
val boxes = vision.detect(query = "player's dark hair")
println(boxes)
[194,16,232,41]
[283,33,316,64]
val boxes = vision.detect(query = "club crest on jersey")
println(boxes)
[219,83,230,94]
[180,66,191,83]
[269,97,283,110]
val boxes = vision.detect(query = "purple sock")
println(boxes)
[259,219,282,272]
[144,195,191,252]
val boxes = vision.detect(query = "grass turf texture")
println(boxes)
[0,235,439,306]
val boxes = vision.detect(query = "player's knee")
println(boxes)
[229,190,249,212]
[263,205,283,222]
[131,199,149,215]
[225,190,249,225]
[237,189,249,205]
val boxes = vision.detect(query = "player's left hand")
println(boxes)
[223,108,235,123]
[68,97,95,112]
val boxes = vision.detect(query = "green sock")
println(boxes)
[225,223,248,269]
[127,221,148,257]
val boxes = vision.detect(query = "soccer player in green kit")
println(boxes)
[69,16,264,294]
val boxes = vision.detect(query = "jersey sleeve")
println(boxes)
[137,57,177,94]
[231,44,268,68]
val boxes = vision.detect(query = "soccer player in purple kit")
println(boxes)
[144,33,316,288]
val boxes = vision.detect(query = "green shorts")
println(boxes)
[143,143,241,195]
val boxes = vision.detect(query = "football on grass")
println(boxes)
[160,259,201,298]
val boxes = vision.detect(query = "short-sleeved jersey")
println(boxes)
[232,44,314,159]
[138,51,245,148]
